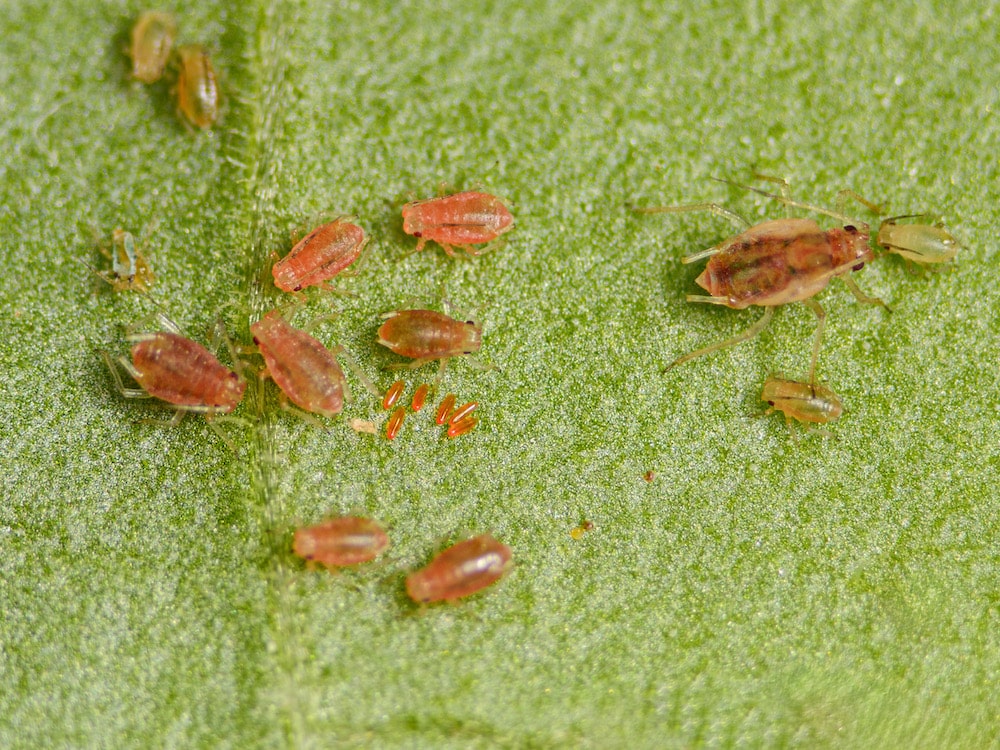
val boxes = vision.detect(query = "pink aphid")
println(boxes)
[402,191,513,257]
[116,331,245,413]
[293,516,390,568]
[272,218,367,293]
[405,534,512,604]
[250,310,351,418]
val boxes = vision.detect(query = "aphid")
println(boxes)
[386,406,406,440]
[761,375,843,434]
[348,418,377,435]
[272,218,368,293]
[570,520,594,540]
[251,310,377,419]
[435,393,457,425]
[128,11,176,84]
[642,471,656,482]
[402,191,513,257]
[293,516,389,568]
[405,534,512,604]
[634,179,887,382]
[877,216,960,264]
[377,309,483,372]
[174,45,221,129]
[382,380,406,410]
[446,416,478,438]
[102,318,246,420]
[93,228,154,293]
[411,383,430,411]
[447,401,478,425]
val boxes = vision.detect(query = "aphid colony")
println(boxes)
[127,11,222,129]
[634,177,961,435]
[293,518,512,604]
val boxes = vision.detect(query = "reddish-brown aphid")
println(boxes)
[377,310,482,370]
[411,383,430,411]
[386,406,406,440]
[128,11,176,84]
[103,328,245,414]
[272,218,367,293]
[405,534,512,603]
[435,393,457,424]
[382,380,405,410]
[635,178,887,381]
[402,191,513,257]
[293,517,389,568]
[250,311,352,418]
[448,401,478,425]
[446,416,478,438]
[175,45,221,129]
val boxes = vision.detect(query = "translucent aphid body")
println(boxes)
[98,228,154,293]
[272,219,367,292]
[405,535,512,603]
[377,310,482,369]
[175,45,221,129]
[129,11,176,84]
[635,179,887,381]
[402,191,513,257]
[694,219,872,309]
[250,311,351,418]
[293,517,389,568]
[761,375,843,427]
[110,331,245,413]
[877,218,960,264]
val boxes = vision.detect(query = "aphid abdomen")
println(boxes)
[293,517,389,567]
[405,535,512,603]
[251,312,346,417]
[402,192,513,253]
[176,45,221,129]
[272,220,366,292]
[129,11,176,84]
[377,310,481,359]
[131,333,244,411]
[761,377,843,425]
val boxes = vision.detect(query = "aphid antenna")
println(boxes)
[207,317,248,379]
[332,345,381,398]
[125,310,184,338]
[631,201,752,231]
[710,177,868,230]
[99,350,152,400]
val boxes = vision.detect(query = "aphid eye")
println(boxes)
[413,231,423,237]
[844,225,857,233]
[852,262,865,271]
[466,320,475,326]
[767,400,775,406]
[252,336,261,345]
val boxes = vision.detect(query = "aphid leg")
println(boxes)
[277,398,329,429]
[401,238,428,258]
[840,275,891,312]
[664,306,775,372]
[462,238,507,257]
[126,311,183,337]
[332,346,382,398]
[205,415,249,453]
[747,174,794,217]
[208,317,247,378]
[836,189,883,217]
[714,179,864,228]
[386,357,438,372]
[632,202,751,231]
[100,351,152,399]
[801,298,826,385]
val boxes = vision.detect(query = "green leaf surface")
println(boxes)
[2,0,998,747]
